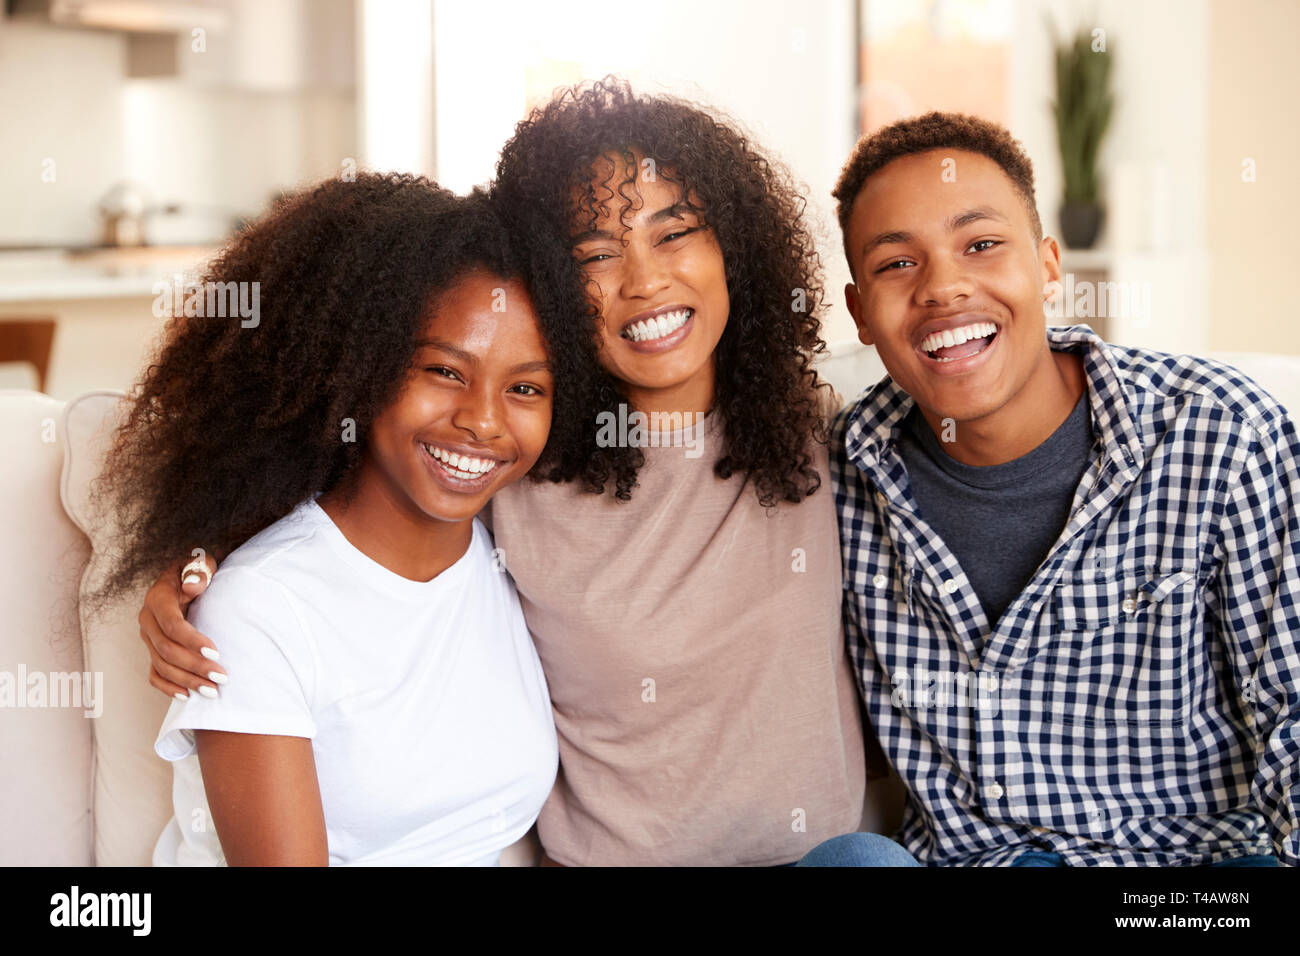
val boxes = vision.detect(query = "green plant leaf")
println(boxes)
[1049,20,1114,206]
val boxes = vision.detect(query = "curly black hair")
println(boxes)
[90,172,583,604]
[834,111,1043,273]
[492,77,833,505]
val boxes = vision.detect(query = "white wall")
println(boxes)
[0,23,127,246]
[357,0,434,177]
[1207,0,1300,355]
[0,19,356,247]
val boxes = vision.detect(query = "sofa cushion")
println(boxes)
[60,389,173,866]
[0,389,93,865]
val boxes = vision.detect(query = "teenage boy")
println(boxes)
[827,111,1298,866]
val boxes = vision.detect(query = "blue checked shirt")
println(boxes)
[831,325,1299,866]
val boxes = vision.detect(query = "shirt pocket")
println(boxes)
[1034,568,1200,726]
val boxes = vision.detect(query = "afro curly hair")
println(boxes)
[491,77,833,506]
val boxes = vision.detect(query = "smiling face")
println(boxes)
[569,152,730,411]
[361,271,553,526]
[843,148,1062,427]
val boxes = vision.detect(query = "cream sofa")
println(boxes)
[4,346,1294,866]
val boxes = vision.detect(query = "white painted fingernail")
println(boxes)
[200,646,220,661]
[208,671,228,685]
[183,574,201,586]
[174,692,187,701]
[198,685,218,699]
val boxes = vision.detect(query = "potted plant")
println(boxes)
[1050,23,1113,249]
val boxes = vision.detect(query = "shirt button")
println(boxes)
[872,573,887,588]
[988,782,1004,800]
[942,579,959,595]
[1121,597,1137,614]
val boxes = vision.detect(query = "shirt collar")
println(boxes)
[843,324,1147,480]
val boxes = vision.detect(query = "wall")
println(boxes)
[1207,0,1300,354]
[0,22,127,246]
[1010,0,1211,353]
[0,18,355,248]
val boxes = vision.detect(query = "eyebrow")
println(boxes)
[570,201,694,245]
[415,338,552,375]
[860,206,1009,258]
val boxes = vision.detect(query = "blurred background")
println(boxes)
[0,0,1295,400]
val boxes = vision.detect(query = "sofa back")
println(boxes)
[0,389,175,865]
[0,390,93,865]
[59,390,173,866]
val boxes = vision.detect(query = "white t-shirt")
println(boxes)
[152,497,557,866]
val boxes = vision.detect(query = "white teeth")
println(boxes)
[422,443,499,479]
[622,308,692,342]
[921,321,997,357]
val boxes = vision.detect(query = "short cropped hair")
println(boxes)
[833,111,1042,270]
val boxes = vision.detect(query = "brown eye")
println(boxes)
[876,259,913,273]
[660,226,699,244]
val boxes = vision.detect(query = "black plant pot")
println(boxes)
[1059,201,1104,249]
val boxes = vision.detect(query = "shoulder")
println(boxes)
[190,504,329,645]
[829,375,901,452]
[465,516,504,569]
[1107,342,1291,445]
[829,398,857,446]
[217,499,329,578]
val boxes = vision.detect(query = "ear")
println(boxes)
[845,282,875,347]
[1038,235,1062,304]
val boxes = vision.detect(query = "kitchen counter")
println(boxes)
[0,245,223,399]
[0,246,220,303]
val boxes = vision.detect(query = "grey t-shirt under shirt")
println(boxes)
[897,393,1094,629]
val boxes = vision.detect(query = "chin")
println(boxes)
[935,394,1007,423]
[425,503,480,525]
[617,363,698,392]
[414,487,485,523]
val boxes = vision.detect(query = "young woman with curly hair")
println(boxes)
[481,80,902,867]
[97,174,562,865]
[136,81,912,867]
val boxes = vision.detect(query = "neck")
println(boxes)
[316,466,472,583]
[622,359,716,429]
[920,348,1086,467]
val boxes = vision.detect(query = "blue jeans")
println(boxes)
[795,832,922,867]
[1009,849,1279,867]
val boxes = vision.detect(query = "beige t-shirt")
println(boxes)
[488,405,868,866]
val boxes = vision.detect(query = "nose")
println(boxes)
[619,242,670,300]
[913,252,974,308]
[451,382,505,444]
